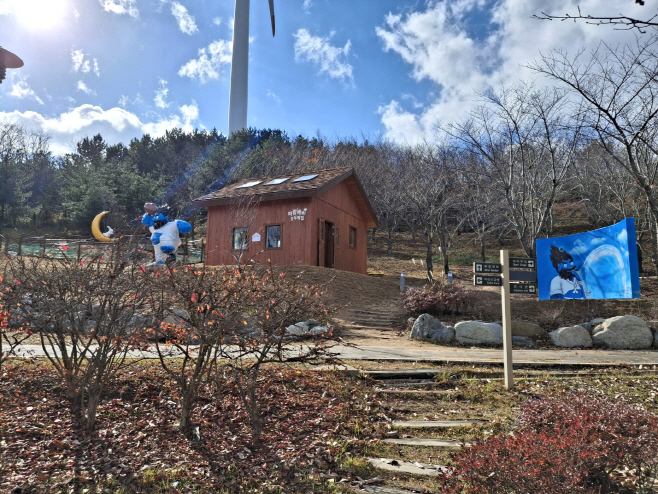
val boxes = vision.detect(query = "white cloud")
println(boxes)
[154,79,170,108]
[374,0,646,143]
[178,39,232,83]
[212,17,221,26]
[302,0,312,12]
[73,8,80,20]
[71,50,91,73]
[293,28,353,84]
[9,79,44,105]
[266,90,281,104]
[171,1,198,35]
[77,81,96,95]
[99,0,138,17]
[118,95,130,108]
[0,102,201,155]
[143,100,200,135]
[0,1,11,15]
[93,60,100,77]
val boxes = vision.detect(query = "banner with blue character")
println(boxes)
[536,218,641,300]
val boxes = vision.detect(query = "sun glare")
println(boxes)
[6,0,69,30]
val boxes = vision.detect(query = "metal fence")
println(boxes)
[0,234,204,264]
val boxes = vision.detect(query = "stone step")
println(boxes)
[367,458,448,476]
[364,369,446,379]
[393,420,486,428]
[375,389,453,395]
[383,437,470,448]
[355,486,417,494]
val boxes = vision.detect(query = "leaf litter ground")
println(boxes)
[0,360,379,494]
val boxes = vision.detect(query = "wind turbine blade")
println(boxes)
[268,0,275,36]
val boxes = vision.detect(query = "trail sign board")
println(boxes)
[509,270,538,282]
[473,275,502,286]
[473,262,501,273]
[510,283,537,294]
[510,258,536,269]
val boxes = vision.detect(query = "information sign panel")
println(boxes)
[509,258,536,269]
[473,274,502,286]
[510,283,537,294]
[473,262,502,273]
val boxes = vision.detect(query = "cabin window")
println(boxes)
[233,227,248,250]
[349,226,357,249]
[265,224,282,249]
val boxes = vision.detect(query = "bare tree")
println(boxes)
[534,3,657,33]
[530,36,658,268]
[447,84,584,257]
[392,144,465,283]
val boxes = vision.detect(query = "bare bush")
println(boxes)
[0,252,151,430]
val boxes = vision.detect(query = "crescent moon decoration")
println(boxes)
[91,211,118,243]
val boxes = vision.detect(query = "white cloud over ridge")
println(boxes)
[293,29,354,84]
[178,39,232,83]
[171,1,198,35]
[0,103,201,155]
[99,0,138,17]
[375,0,648,143]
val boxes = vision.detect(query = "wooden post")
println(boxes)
[18,235,23,256]
[200,239,205,264]
[77,242,82,263]
[500,249,513,389]
[41,237,46,257]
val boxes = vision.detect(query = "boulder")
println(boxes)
[512,321,545,340]
[285,322,309,338]
[512,336,535,347]
[591,315,653,349]
[410,314,440,339]
[549,326,593,348]
[410,314,454,344]
[310,325,332,336]
[455,321,502,346]
[163,308,191,327]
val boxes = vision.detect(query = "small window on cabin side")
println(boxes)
[349,226,357,249]
[266,225,282,249]
[233,227,248,250]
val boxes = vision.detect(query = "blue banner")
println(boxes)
[536,218,641,300]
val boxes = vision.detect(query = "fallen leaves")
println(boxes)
[0,361,377,493]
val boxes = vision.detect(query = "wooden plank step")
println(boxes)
[367,458,448,476]
[356,486,418,494]
[383,438,469,447]
[393,420,486,428]
[375,389,453,395]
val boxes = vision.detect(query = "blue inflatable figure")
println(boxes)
[142,202,192,265]
[549,245,587,300]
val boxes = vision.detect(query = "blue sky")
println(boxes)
[0,0,648,155]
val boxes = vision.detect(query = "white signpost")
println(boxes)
[472,250,537,389]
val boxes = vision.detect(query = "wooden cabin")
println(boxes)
[192,167,378,274]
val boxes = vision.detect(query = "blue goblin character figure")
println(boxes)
[141,202,192,265]
[549,245,587,299]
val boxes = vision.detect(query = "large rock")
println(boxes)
[455,321,502,346]
[512,336,535,347]
[591,315,653,349]
[285,322,309,338]
[410,314,454,343]
[549,326,593,348]
[512,321,545,340]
